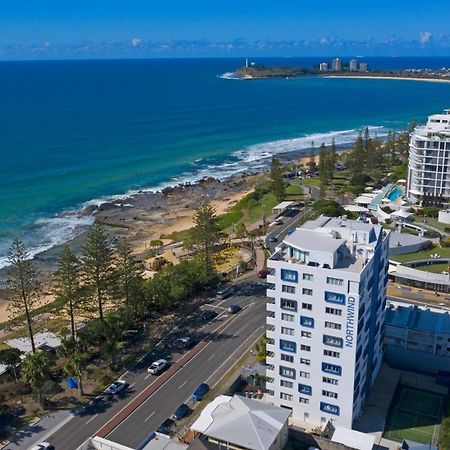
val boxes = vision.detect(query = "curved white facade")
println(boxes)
[407,109,450,207]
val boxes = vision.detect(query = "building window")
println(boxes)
[300,344,311,352]
[322,390,338,399]
[281,299,297,312]
[300,358,311,365]
[302,288,313,296]
[299,371,310,378]
[323,335,344,348]
[281,353,294,363]
[300,316,314,328]
[292,248,310,264]
[327,277,344,286]
[280,339,296,353]
[324,291,346,305]
[320,402,340,416]
[302,302,312,310]
[280,392,293,401]
[281,313,295,322]
[322,362,342,376]
[282,285,295,294]
[280,380,293,389]
[303,273,313,281]
[299,397,310,404]
[324,349,340,358]
[323,377,339,385]
[280,366,296,379]
[325,307,342,316]
[301,331,311,338]
[281,269,298,283]
[298,384,312,395]
[325,321,342,330]
[281,327,295,336]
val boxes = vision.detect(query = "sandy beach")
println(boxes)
[326,75,450,84]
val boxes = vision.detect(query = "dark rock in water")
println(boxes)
[81,205,98,216]
[97,202,117,212]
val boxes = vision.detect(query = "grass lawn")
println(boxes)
[301,177,322,188]
[285,184,304,196]
[416,262,450,274]
[413,216,449,233]
[391,245,450,263]
[384,386,444,446]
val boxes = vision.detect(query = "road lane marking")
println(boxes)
[144,373,153,380]
[129,383,135,388]
[207,353,215,362]
[104,305,254,435]
[178,380,188,389]
[145,411,155,422]
[86,414,98,424]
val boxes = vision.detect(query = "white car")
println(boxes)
[106,379,128,395]
[31,443,54,450]
[148,359,168,375]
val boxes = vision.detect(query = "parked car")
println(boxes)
[192,383,210,401]
[156,418,175,436]
[148,359,168,375]
[172,336,196,349]
[227,304,241,314]
[201,310,218,321]
[216,287,231,300]
[269,219,283,226]
[268,235,278,243]
[257,269,269,278]
[31,443,54,450]
[287,228,295,235]
[106,380,128,395]
[171,403,189,420]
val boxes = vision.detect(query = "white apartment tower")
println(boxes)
[407,109,450,207]
[332,58,342,72]
[349,59,358,71]
[265,216,390,429]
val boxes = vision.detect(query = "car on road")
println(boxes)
[201,310,218,321]
[148,359,169,375]
[31,443,54,450]
[257,269,269,278]
[172,336,196,349]
[106,380,128,395]
[227,304,241,314]
[267,235,278,243]
[287,228,295,235]
[156,418,175,436]
[192,383,209,401]
[269,219,283,226]
[171,403,189,420]
[216,287,232,300]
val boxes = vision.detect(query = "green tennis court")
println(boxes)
[384,386,444,445]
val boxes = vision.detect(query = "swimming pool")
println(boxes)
[387,187,403,201]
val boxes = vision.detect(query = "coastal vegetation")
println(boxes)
[235,64,311,79]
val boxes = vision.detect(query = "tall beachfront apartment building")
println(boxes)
[265,216,390,429]
[332,58,342,72]
[407,109,450,207]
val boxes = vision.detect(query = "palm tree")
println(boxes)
[21,352,51,409]
[58,337,88,396]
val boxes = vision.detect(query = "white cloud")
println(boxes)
[43,41,51,48]
[319,37,328,45]
[131,38,142,47]
[419,31,432,44]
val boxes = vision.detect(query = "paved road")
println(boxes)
[35,284,266,450]
[266,206,312,254]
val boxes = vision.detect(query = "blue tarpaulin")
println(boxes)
[66,377,78,389]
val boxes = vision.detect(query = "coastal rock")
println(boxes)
[81,204,98,216]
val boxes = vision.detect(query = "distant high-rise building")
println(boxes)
[349,59,358,71]
[407,109,450,207]
[319,62,329,72]
[359,63,368,72]
[332,58,342,72]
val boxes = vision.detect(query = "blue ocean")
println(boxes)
[1,56,450,266]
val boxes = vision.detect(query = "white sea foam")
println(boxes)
[0,125,389,268]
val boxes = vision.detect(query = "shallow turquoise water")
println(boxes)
[1,57,450,265]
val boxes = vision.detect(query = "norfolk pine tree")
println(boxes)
[81,225,115,321]
[116,239,142,308]
[270,157,286,202]
[5,239,40,353]
[53,245,82,339]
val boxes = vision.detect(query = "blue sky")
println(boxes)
[0,1,449,58]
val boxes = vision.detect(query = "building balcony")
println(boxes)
[266,353,275,366]
[267,274,276,284]
[266,342,276,353]
[267,302,276,313]
[266,329,275,340]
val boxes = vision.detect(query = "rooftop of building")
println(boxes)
[190,395,291,450]
[385,301,450,335]
[270,215,386,273]
[414,109,450,138]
